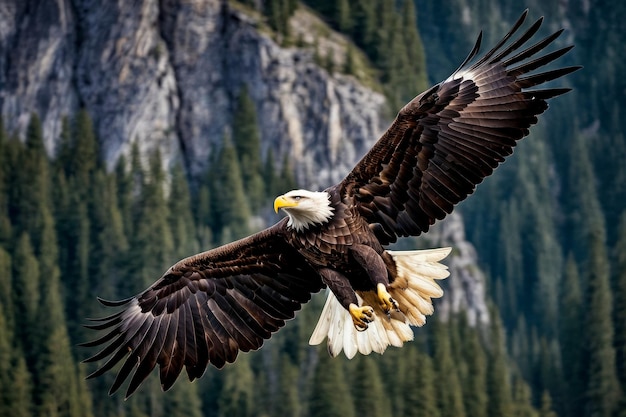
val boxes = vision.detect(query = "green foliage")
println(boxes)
[0,248,13,332]
[305,0,428,108]
[273,358,301,417]
[350,356,388,417]
[3,1,626,415]
[9,114,50,252]
[584,228,622,417]
[218,356,255,417]
[430,320,466,417]
[168,164,198,259]
[12,233,41,357]
[211,137,252,242]
[264,0,296,39]
[616,212,626,389]
[0,107,544,416]
[309,351,356,417]
[559,255,585,417]
[0,307,14,417]
[486,309,514,417]
[403,349,440,417]
[10,353,33,417]
[232,85,266,212]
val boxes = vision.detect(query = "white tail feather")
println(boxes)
[309,247,451,358]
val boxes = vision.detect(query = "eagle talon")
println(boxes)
[349,303,374,330]
[377,283,399,314]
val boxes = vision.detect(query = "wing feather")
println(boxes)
[340,11,580,243]
[83,221,323,397]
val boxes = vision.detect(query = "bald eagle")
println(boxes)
[82,10,579,397]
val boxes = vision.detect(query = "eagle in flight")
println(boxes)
[83,10,579,398]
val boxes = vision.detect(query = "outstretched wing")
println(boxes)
[340,10,580,245]
[82,219,323,398]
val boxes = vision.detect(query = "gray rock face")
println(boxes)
[426,212,490,326]
[0,0,386,189]
[0,0,488,325]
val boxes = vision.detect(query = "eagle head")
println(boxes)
[274,189,334,232]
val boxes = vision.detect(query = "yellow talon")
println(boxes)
[349,303,374,331]
[377,283,399,314]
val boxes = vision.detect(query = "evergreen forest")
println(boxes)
[1,1,625,417]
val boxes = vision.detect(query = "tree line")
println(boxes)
[0,90,548,416]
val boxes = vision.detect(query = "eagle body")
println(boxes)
[83,10,580,398]
[282,186,387,288]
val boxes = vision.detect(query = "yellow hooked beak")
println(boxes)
[274,195,299,213]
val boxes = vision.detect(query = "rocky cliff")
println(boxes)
[0,0,386,189]
[0,0,488,324]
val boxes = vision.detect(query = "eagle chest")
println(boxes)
[292,213,377,271]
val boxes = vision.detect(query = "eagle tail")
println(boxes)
[308,247,451,359]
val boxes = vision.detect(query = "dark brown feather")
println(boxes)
[83,219,323,398]
[340,11,580,244]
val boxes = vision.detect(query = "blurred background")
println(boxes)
[0,0,624,416]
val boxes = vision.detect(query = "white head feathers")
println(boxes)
[274,189,334,232]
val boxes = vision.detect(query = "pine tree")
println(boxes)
[168,164,197,260]
[263,148,279,199]
[62,194,91,339]
[559,255,585,417]
[496,201,523,326]
[344,44,357,75]
[88,170,128,301]
[266,0,289,37]
[232,85,265,211]
[278,153,297,192]
[404,349,440,417]
[70,108,100,196]
[335,0,351,32]
[563,133,604,263]
[211,138,251,242]
[273,357,301,417]
[195,183,213,248]
[0,306,13,417]
[309,352,355,417]
[510,376,539,417]
[11,233,40,361]
[460,319,488,417]
[128,150,175,291]
[351,356,388,417]
[218,356,255,417]
[9,114,50,252]
[615,211,626,389]
[34,208,94,417]
[538,391,558,417]
[486,308,513,417]
[351,0,376,48]
[400,0,428,99]
[0,248,12,333]
[164,382,203,417]
[0,118,8,244]
[533,337,564,412]
[54,115,73,174]
[584,227,621,417]
[115,153,135,239]
[10,352,32,417]
[430,320,466,417]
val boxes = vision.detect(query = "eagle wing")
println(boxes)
[340,10,580,244]
[82,219,323,398]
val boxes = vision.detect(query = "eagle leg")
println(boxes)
[349,245,398,314]
[348,303,374,331]
[377,283,399,314]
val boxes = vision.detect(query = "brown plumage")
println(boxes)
[82,10,580,398]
